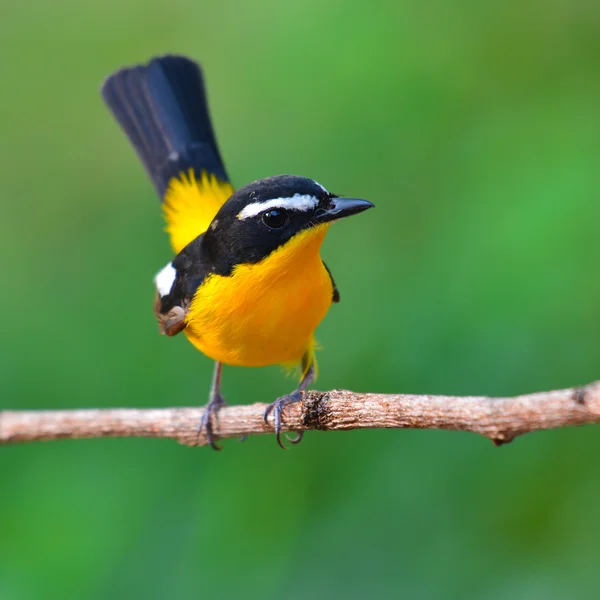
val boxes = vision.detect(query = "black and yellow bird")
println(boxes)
[101,55,373,448]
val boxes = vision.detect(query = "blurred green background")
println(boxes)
[1,0,600,598]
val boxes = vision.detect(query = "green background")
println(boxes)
[1,1,600,598]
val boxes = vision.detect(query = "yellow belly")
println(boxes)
[184,224,333,367]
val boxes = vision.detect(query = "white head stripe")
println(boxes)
[154,262,176,298]
[237,194,319,220]
[314,181,328,194]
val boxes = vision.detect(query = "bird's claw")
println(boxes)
[197,393,227,450]
[264,390,304,449]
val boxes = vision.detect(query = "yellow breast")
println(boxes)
[184,224,333,367]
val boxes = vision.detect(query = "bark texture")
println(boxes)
[1,381,599,447]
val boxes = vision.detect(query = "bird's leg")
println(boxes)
[264,359,315,449]
[197,361,226,450]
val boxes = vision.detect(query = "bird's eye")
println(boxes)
[262,209,288,229]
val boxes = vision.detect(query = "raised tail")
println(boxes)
[102,55,235,252]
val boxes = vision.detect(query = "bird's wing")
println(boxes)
[322,261,340,303]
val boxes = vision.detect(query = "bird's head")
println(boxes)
[204,175,374,267]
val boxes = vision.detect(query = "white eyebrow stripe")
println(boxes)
[237,194,319,220]
[154,262,176,297]
[314,181,328,194]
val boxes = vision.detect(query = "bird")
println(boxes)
[101,55,374,449]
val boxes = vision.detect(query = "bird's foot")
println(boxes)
[264,390,304,449]
[197,392,227,450]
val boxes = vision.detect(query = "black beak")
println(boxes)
[315,197,375,223]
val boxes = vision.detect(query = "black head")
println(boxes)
[203,175,373,268]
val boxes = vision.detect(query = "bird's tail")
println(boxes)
[102,54,229,198]
[102,55,234,252]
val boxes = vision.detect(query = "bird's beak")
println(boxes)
[315,197,375,223]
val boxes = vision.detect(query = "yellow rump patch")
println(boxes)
[162,169,235,254]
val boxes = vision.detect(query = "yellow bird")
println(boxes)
[102,55,373,448]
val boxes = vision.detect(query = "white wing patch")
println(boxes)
[237,194,319,220]
[154,262,176,298]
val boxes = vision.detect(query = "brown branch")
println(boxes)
[1,381,599,448]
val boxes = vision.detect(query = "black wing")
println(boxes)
[323,261,340,303]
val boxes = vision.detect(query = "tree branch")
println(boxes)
[1,382,599,448]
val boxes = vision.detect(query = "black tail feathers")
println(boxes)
[101,55,229,198]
